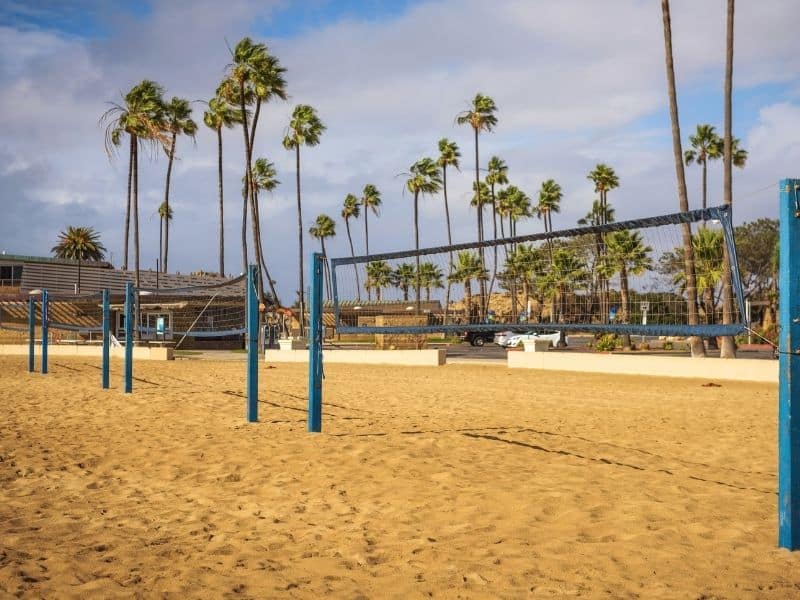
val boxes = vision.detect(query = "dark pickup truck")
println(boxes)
[462,330,496,347]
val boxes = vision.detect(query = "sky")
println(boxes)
[0,0,798,303]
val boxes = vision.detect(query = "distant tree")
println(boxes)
[157,201,173,274]
[52,226,107,293]
[203,92,244,276]
[448,251,488,323]
[102,79,167,286]
[284,104,325,333]
[684,124,722,212]
[418,262,444,302]
[538,247,588,330]
[341,193,362,300]
[159,96,197,273]
[438,139,460,324]
[308,214,335,299]
[404,157,442,310]
[366,260,392,302]
[249,157,281,303]
[603,231,652,350]
[392,263,417,301]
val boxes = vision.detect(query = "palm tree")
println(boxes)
[51,226,107,293]
[486,157,508,240]
[366,261,392,302]
[361,183,382,256]
[438,138,460,323]
[604,231,652,350]
[694,227,724,338]
[404,157,442,311]
[308,214,336,300]
[587,164,619,225]
[160,96,197,273]
[538,248,588,330]
[418,262,444,302]
[341,194,362,301]
[684,124,722,212]
[507,186,531,239]
[392,263,417,301]
[203,93,244,276]
[457,93,498,320]
[250,157,281,303]
[448,251,488,324]
[224,37,287,286]
[101,80,166,286]
[470,179,491,317]
[505,244,545,321]
[157,201,173,273]
[536,179,562,235]
[283,104,325,334]
[661,0,705,357]
[579,199,615,322]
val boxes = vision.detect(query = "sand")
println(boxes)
[1,355,798,598]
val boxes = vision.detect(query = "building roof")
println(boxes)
[0,253,113,269]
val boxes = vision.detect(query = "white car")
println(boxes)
[505,330,565,348]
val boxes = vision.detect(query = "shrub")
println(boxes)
[594,334,621,352]
[663,341,673,351]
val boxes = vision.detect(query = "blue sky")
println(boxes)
[0,0,798,302]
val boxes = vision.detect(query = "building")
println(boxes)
[0,254,246,349]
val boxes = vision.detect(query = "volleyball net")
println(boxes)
[329,205,747,337]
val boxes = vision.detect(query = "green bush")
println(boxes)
[594,334,621,352]
[663,341,673,351]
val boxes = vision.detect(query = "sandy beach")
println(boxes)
[1,355,798,598]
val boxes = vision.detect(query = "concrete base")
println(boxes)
[508,351,777,383]
[264,348,446,366]
[522,339,551,352]
[0,344,173,361]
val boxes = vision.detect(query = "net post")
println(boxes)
[779,178,800,550]
[27,297,35,373]
[41,289,48,374]
[124,282,133,393]
[246,264,258,423]
[308,252,323,433]
[102,288,110,389]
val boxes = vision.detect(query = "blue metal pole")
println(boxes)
[27,297,35,373]
[246,264,258,422]
[102,288,110,389]
[41,289,48,374]
[779,178,800,550]
[124,282,133,393]
[308,252,323,433]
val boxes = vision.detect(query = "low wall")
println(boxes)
[0,344,173,361]
[264,348,446,366]
[507,351,777,383]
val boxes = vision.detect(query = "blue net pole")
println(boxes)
[779,178,800,550]
[27,297,35,373]
[308,252,323,433]
[41,289,48,375]
[102,288,110,389]
[124,282,133,394]
[246,264,258,423]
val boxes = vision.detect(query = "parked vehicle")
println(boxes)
[462,330,496,347]
[493,330,523,347]
[505,330,565,349]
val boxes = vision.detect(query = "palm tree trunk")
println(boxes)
[464,281,472,323]
[719,0,737,359]
[620,267,632,350]
[133,138,140,288]
[474,127,486,320]
[414,191,421,314]
[296,146,305,336]
[702,158,708,212]
[77,259,81,294]
[217,127,225,277]
[241,186,248,275]
[662,0,705,357]
[158,215,163,276]
[320,238,330,300]
[364,209,371,301]
[487,182,499,319]
[443,165,453,325]
[123,135,133,270]
[345,219,361,301]
[163,132,176,273]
